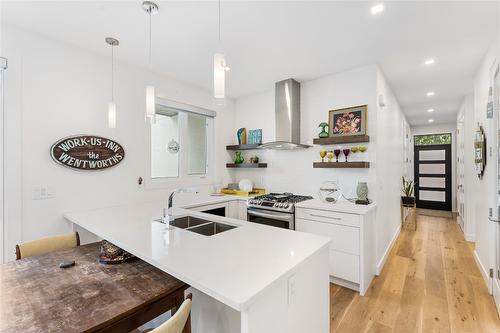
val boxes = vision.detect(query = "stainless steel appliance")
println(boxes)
[258,79,311,150]
[247,193,313,230]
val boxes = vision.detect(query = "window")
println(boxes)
[414,133,451,146]
[150,98,215,184]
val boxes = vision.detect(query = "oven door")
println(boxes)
[247,208,294,230]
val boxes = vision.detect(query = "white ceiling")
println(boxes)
[1,1,498,126]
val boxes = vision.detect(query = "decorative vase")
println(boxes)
[234,151,244,164]
[237,128,247,145]
[356,182,368,201]
[318,122,329,138]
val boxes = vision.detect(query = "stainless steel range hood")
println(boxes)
[258,78,311,150]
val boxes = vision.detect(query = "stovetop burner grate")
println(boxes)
[254,193,313,203]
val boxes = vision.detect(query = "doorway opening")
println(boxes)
[413,133,452,211]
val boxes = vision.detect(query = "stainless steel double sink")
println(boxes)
[161,215,238,236]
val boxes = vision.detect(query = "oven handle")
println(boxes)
[247,208,293,222]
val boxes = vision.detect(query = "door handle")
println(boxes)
[310,214,342,220]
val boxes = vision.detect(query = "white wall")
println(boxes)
[231,65,409,272]
[231,65,378,198]
[2,24,235,262]
[411,122,457,212]
[463,37,500,289]
[375,68,408,272]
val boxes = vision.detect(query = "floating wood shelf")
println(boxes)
[226,144,261,150]
[226,163,268,168]
[313,161,370,168]
[313,135,370,145]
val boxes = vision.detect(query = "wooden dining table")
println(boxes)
[0,242,190,333]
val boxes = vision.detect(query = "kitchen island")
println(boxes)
[64,195,331,333]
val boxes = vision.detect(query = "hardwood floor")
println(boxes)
[329,212,500,333]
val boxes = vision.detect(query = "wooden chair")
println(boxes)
[15,232,80,260]
[149,294,192,333]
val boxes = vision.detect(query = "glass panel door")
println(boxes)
[414,143,452,211]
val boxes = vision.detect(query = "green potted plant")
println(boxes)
[401,177,416,205]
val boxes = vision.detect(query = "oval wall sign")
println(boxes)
[50,135,125,171]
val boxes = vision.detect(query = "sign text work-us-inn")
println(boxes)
[50,135,125,171]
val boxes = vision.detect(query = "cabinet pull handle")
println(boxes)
[310,214,341,220]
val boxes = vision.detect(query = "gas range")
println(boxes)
[247,192,313,213]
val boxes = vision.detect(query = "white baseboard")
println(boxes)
[376,225,401,275]
[473,250,492,294]
[329,276,359,292]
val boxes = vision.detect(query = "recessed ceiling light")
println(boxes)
[427,108,435,113]
[428,119,434,123]
[426,91,435,97]
[424,59,435,65]
[371,3,384,15]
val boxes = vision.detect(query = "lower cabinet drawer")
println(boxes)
[296,208,360,227]
[330,250,360,283]
[295,218,359,255]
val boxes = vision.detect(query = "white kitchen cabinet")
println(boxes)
[238,200,248,221]
[295,200,376,295]
[227,201,239,219]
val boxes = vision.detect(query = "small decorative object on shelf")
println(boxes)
[475,123,486,179]
[350,146,367,153]
[329,105,367,137]
[318,122,329,138]
[356,181,369,205]
[249,155,260,163]
[237,128,247,145]
[319,150,327,162]
[333,149,341,162]
[343,148,350,162]
[401,177,416,205]
[248,129,262,144]
[234,151,244,164]
[318,181,342,203]
[326,151,333,162]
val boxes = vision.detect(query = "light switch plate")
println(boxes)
[33,186,56,200]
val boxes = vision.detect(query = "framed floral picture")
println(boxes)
[329,105,367,137]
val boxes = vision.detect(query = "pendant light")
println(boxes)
[214,0,230,101]
[143,1,158,124]
[105,37,119,129]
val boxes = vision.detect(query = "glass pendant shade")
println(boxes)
[108,102,116,128]
[146,85,156,123]
[213,53,226,99]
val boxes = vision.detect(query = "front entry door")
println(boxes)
[414,143,452,211]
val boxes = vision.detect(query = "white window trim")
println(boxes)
[144,98,216,190]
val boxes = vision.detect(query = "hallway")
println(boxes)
[329,213,500,332]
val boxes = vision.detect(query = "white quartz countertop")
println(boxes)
[64,195,330,312]
[295,197,376,215]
